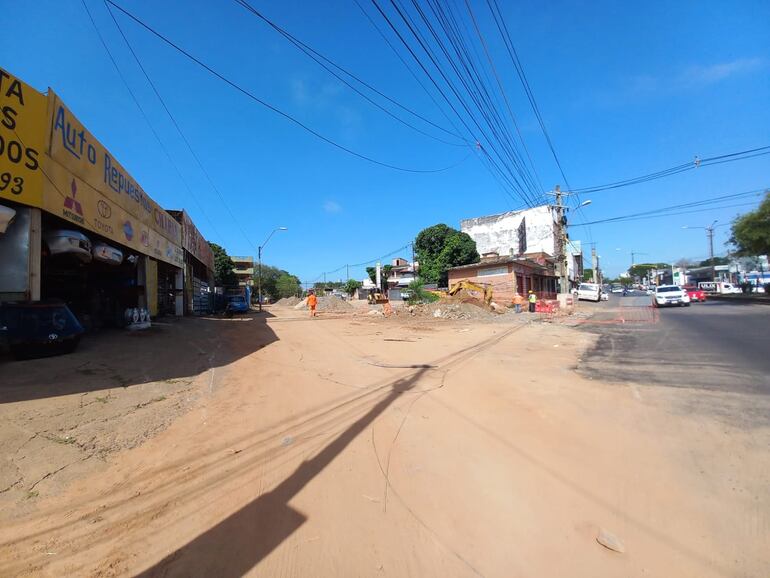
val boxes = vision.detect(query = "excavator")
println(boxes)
[448,280,494,308]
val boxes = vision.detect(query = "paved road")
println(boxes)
[576,295,770,395]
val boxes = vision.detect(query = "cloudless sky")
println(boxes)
[4,0,769,280]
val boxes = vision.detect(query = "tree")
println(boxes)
[365,265,393,291]
[698,256,729,267]
[414,224,479,287]
[582,268,593,282]
[629,262,670,281]
[254,264,284,302]
[210,243,237,286]
[731,190,770,258]
[275,273,301,298]
[343,279,362,296]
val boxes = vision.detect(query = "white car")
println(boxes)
[573,283,602,302]
[652,285,690,307]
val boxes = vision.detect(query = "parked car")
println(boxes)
[611,285,624,294]
[572,283,602,302]
[652,285,690,307]
[225,295,249,317]
[683,285,707,302]
[0,301,84,359]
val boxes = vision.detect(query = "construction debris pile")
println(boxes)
[292,295,354,312]
[274,296,301,306]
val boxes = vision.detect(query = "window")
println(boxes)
[478,266,508,277]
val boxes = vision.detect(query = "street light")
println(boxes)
[258,226,288,312]
[682,220,727,281]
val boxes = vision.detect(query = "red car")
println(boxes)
[683,285,706,302]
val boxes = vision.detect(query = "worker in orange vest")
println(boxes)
[307,290,318,318]
[512,292,524,313]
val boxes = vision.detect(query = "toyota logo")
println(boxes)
[97,200,112,219]
[48,333,58,341]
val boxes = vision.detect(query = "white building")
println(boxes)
[460,205,584,285]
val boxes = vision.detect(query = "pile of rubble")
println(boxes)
[274,296,301,306]
[411,302,497,320]
[292,295,354,312]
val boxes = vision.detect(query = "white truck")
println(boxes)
[697,281,742,294]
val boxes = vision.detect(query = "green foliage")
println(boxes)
[276,273,301,298]
[698,257,730,267]
[343,279,362,296]
[209,243,237,286]
[406,279,438,304]
[254,264,283,302]
[414,224,479,287]
[731,191,770,258]
[365,265,393,290]
[582,268,593,281]
[628,262,670,280]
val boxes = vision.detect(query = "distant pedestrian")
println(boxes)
[528,290,537,313]
[512,292,524,313]
[307,290,318,318]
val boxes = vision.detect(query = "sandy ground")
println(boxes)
[0,303,767,577]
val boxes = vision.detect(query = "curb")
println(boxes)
[707,294,770,305]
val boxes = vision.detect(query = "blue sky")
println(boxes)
[4,0,769,280]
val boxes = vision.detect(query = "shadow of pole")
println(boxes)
[135,368,427,578]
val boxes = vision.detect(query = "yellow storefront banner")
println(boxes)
[0,67,47,208]
[43,91,183,267]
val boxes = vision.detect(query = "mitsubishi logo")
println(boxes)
[64,179,83,216]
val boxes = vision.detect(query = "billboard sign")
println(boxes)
[0,67,47,208]
[43,91,183,267]
[180,210,214,271]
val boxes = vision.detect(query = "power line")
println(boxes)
[570,188,765,227]
[570,145,770,194]
[106,0,469,174]
[104,0,262,255]
[233,0,467,147]
[369,0,537,206]
[424,0,542,203]
[460,0,545,198]
[79,0,225,244]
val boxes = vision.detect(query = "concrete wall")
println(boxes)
[461,206,556,257]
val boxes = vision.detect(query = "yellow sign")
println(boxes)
[43,91,183,267]
[0,67,47,208]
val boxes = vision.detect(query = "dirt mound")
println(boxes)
[411,301,495,320]
[293,297,308,310]
[292,295,354,312]
[317,295,353,311]
[274,296,300,306]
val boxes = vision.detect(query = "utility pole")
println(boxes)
[707,224,716,281]
[554,185,569,294]
[591,244,598,284]
[257,226,287,312]
[682,221,721,282]
[257,248,262,311]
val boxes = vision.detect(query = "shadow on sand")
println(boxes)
[0,311,278,404]
[134,369,426,578]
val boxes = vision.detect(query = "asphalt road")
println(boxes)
[577,294,770,396]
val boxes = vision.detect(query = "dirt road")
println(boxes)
[0,305,767,577]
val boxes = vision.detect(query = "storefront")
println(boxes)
[0,66,209,327]
[167,210,214,316]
